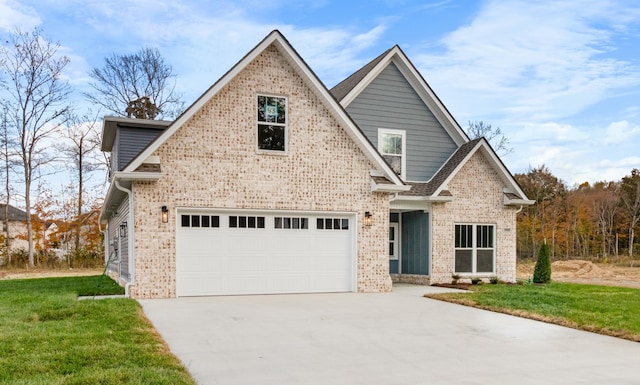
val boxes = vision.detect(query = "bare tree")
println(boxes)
[0,29,71,266]
[85,47,184,120]
[0,107,10,260]
[56,111,102,252]
[466,120,513,156]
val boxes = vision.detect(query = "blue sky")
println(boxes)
[2,0,640,187]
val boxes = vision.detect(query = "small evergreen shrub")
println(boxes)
[533,241,552,283]
[471,277,482,285]
[489,276,499,284]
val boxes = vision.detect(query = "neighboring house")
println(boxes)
[0,203,29,252]
[100,30,532,299]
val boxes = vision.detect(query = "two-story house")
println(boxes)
[100,30,532,298]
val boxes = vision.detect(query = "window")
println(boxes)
[257,95,287,152]
[229,215,266,229]
[181,215,220,228]
[274,217,309,229]
[389,223,399,260]
[378,129,406,179]
[317,218,349,230]
[455,224,495,274]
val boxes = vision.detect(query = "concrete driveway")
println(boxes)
[140,285,640,385]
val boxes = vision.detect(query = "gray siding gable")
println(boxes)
[115,126,165,171]
[346,62,458,181]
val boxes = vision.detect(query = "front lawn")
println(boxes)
[0,276,196,385]
[426,282,640,342]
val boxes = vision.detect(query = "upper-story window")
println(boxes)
[378,128,406,180]
[257,95,287,152]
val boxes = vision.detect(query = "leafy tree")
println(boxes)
[515,165,566,258]
[466,120,513,156]
[86,47,184,120]
[620,169,640,257]
[0,29,71,266]
[533,240,551,283]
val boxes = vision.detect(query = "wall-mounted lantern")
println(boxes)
[161,205,169,223]
[119,222,128,237]
[364,211,373,227]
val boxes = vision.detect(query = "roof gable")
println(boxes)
[403,138,531,203]
[330,46,469,147]
[123,30,404,187]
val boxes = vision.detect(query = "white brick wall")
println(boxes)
[430,150,518,284]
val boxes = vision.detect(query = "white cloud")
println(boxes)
[0,0,40,31]
[603,120,640,145]
[412,0,640,122]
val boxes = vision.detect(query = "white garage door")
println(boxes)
[176,209,356,296]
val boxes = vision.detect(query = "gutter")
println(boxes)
[114,179,135,298]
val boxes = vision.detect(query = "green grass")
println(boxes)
[0,276,196,385]
[427,282,640,341]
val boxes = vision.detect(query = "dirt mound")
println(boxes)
[551,260,613,278]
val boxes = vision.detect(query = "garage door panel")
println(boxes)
[177,211,355,296]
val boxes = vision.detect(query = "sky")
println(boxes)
[2,0,640,189]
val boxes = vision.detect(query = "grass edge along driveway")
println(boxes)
[0,275,196,385]
[425,282,640,342]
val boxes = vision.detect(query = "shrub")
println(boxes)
[533,241,552,283]
[471,277,482,285]
[489,276,499,284]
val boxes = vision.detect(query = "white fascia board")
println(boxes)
[371,180,412,193]
[504,197,536,206]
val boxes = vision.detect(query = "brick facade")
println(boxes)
[430,150,518,284]
[127,46,391,298]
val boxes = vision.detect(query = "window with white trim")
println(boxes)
[389,223,399,260]
[378,129,406,179]
[454,224,495,274]
[257,95,287,152]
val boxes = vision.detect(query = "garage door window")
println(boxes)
[181,215,220,228]
[317,218,349,230]
[229,215,265,229]
[275,217,309,229]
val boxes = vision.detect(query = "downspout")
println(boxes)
[515,205,524,213]
[114,179,134,298]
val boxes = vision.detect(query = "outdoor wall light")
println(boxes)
[119,222,128,237]
[364,211,373,227]
[161,205,169,223]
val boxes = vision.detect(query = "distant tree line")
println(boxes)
[516,166,640,262]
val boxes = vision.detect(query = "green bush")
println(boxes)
[533,241,552,283]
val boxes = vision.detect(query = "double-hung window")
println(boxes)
[378,129,406,179]
[257,95,287,152]
[454,224,495,274]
